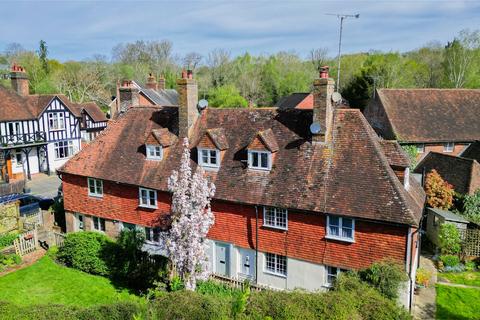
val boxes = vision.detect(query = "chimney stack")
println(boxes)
[118,80,139,113]
[312,66,335,143]
[176,70,198,138]
[146,73,158,90]
[10,64,29,96]
[158,76,166,90]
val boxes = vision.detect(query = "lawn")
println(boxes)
[438,271,480,287]
[436,284,480,320]
[0,255,140,306]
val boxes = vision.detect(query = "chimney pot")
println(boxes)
[158,76,166,90]
[320,66,329,79]
[187,69,193,79]
[181,69,187,79]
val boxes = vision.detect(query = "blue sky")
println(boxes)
[0,0,479,61]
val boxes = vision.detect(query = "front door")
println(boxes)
[215,243,229,276]
[238,248,255,279]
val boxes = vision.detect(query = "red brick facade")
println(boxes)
[415,143,469,161]
[63,172,409,270]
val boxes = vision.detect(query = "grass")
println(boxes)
[0,255,140,306]
[438,271,480,287]
[436,284,480,320]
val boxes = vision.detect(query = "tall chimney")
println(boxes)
[118,80,139,113]
[312,66,335,143]
[146,73,157,90]
[176,70,198,138]
[10,64,29,96]
[158,76,166,90]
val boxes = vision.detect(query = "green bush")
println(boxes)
[440,255,460,267]
[0,253,22,270]
[465,261,477,271]
[359,260,408,299]
[149,290,231,320]
[439,224,461,254]
[57,231,113,276]
[197,280,241,298]
[0,232,18,249]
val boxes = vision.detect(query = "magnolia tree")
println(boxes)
[166,138,216,290]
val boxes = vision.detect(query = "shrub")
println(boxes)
[459,189,480,224]
[438,224,462,254]
[196,280,241,298]
[415,268,432,287]
[0,232,18,249]
[440,254,460,268]
[0,253,22,270]
[57,231,113,276]
[359,260,408,299]
[149,290,231,320]
[465,260,477,271]
[443,264,466,273]
[425,169,454,210]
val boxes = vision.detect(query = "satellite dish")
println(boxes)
[197,99,208,110]
[332,92,342,103]
[310,122,322,135]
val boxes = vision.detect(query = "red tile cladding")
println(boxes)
[63,172,408,270]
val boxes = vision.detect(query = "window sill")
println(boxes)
[264,270,287,278]
[263,224,288,231]
[146,157,163,161]
[139,204,158,210]
[88,194,103,199]
[248,167,271,172]
[324,235,355,243]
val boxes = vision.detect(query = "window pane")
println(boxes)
[145,227,151,241]
[93,217,98,230]
[265,208,275,226]
[155,147,161,157]
[252,152,259,167]
[100,219,106,231]
[341,228,352,239]
[202,150,208,163]
[266,253,275,273]
[277,255,287,275]
[276,209,287,228]
[153,228,160,242]
[329,216,339,226]
[210,150,217,164]
[342,218,352,229]
[329,225,339,236]
[260,153,268,168]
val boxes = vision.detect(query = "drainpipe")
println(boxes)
[408,213,425,312]
[255,205,259,284]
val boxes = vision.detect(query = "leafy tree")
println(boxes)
[166,139,215,290]
[310,48,329,73]
[400,144,417,170]
[207,85,248,108]
[438,223,461,254]
[459,189,480,224]
[425,169,454,210]
[38,40,49,74]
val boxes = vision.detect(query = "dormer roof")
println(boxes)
[248,128,279,152]
[145,128,177,146]
[205,128,229,150]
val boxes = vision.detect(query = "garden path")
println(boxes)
[0,249,46,277]
[436,281,480,289]
[413,255,437,320]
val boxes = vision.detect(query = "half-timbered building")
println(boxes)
[0,65,107,181]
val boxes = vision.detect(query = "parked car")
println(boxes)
[0,193,54,215]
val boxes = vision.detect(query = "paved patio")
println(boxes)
[413,255,437,320]
[25,174,61,199]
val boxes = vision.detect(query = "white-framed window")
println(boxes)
[139,187,157,209]
[54,140,74,159]
[248,150,271,170]
[145,227,161,243]
[92,216,106,232]
[76,213,84,231]
[48,112,65,130]
[325,266,346,287]
[88,178,103,197]
[122,222,137,231]
[198,148,220,168]
[416,144,425,154]
[444,142,454,153]
[14,151,23,167]
[263,207,288,230]
[265,252,287,277]
[146,145,163,160]
[326,215,355,242]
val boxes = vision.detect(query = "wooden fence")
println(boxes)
[211,274,268,292]
[52,231,66,247]
[13,229,37,256]
[460,229,480,257]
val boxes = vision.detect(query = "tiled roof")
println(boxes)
[461,141,480,162]
[375,89,480,143]
[60,106,424,226]
[0,85,106,122]
[275,93,311,110]
[379,140,410,168]
[142,88,179,106]
[206,128,229,150]
[414,152,480,195]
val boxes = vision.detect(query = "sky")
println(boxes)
[0,0,479,61]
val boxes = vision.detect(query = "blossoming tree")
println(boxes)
[166,138,216,290]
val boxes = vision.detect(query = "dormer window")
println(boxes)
[248,150,271,170]
[146,145,163,160]
[198,148,219,168]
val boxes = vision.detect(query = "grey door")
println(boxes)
[215,243,229,276]
[239,248,255,279]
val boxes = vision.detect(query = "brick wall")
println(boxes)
[63,172,409,270]
[416,143,469,161]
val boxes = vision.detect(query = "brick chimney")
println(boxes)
[118,80,139,113]
[176,70,198,138]
[10,64,29,96]
[146,73,157,90]
[312,66,335,143]
[158,76,166,91]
